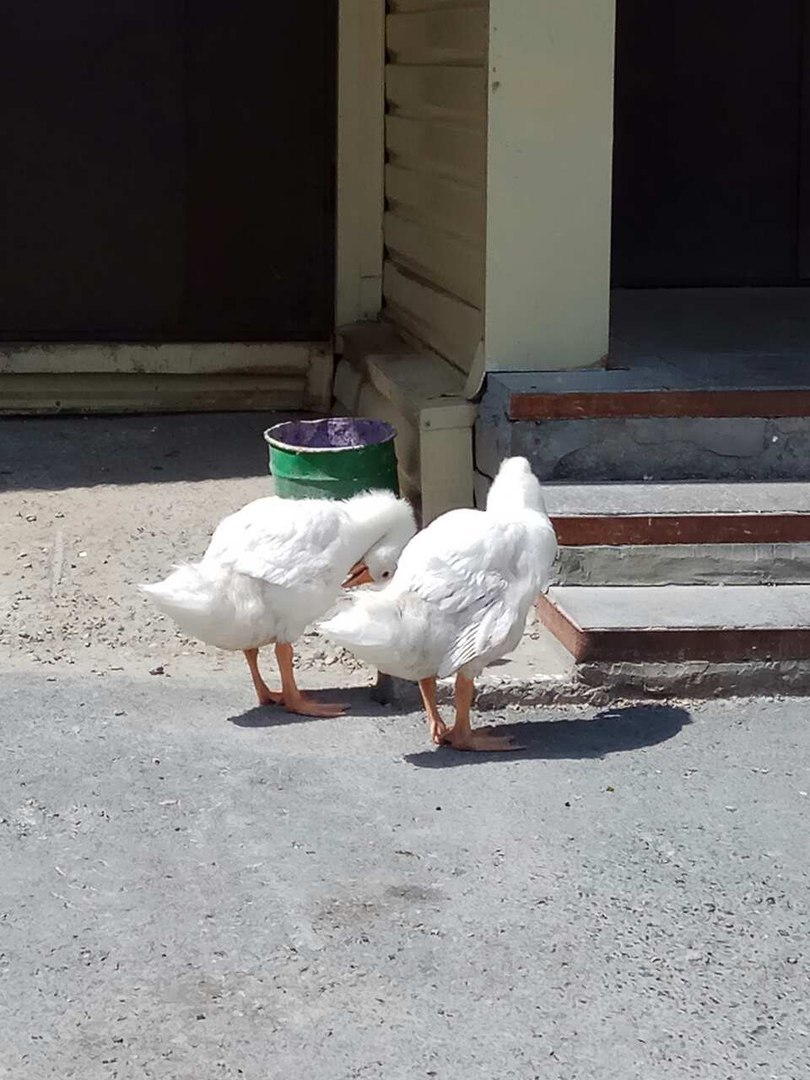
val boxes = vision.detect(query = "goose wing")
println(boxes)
[395,511,529,678]
[205,497,345,590]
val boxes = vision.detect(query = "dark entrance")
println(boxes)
[0,2,336,342]
[612,1,810,287]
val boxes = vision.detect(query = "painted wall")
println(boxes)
[485,0,616,372]
[380,1,616,376]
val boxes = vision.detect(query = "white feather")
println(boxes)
[139,491,416,651]
[320,457,558,681]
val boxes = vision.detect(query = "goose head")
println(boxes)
[341,490,417,587]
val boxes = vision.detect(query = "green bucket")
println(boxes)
[264,417,399,501]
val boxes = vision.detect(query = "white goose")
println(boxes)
[140,490,416,716]
[320,457,557,750]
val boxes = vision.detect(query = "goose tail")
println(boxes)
[138,562,229,641]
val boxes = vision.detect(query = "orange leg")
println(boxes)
[275,642,346,718]
[440,673,517,752]
[419,676,448,745]
[243,648,283,706]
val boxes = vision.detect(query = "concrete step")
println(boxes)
[477,365,810,481]
[544,481,810,544]
[543,481,810,585]
[472,478,810,584]
[539,584,810,663]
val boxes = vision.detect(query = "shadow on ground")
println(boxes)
[226,685,385,728]
[405,704,692,768]
[0,412,305,491]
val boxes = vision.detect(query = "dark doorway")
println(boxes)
[0,2,336,342]
[612,1,810,287]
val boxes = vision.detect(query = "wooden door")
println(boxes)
[0,1,336,342]
[612,0,809,287]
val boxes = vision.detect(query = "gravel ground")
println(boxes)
[0,413,369,689]
[1,415,809,1079]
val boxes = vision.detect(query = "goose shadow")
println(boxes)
[404,704,692,768]
[226,685,386,728]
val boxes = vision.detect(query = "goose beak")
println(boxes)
[342,561,373,588]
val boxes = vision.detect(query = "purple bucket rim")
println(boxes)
[263,417,397,453]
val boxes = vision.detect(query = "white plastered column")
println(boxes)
[484,0,616,372]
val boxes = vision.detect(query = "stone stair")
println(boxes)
[477,359,810,483]
[476,362,810,696]
[546,481,810,586]
[542,481,810,672]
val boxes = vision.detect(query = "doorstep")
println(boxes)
[538,584,810,663]
[544,481,810,546]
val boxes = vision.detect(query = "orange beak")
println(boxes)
[342,561,373,588]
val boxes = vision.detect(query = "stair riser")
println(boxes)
[552,626,810,664]
[555,543,810,586]
[476,413,810,482]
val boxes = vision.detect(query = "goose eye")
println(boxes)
[381,571,391,579]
